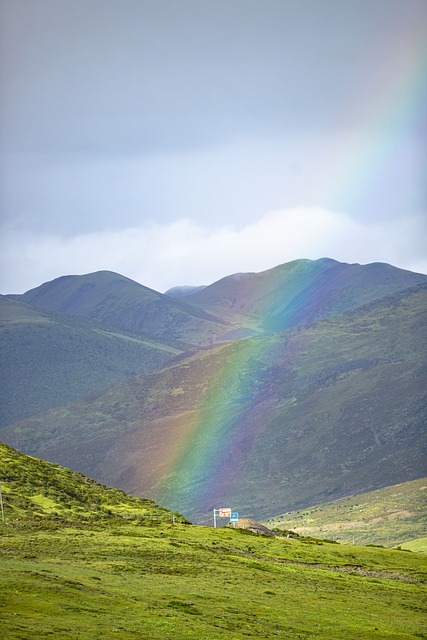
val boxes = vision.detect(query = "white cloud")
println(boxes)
[0,207,426,294]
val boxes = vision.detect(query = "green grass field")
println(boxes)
[1,443,427,639]
[1,521,426,639]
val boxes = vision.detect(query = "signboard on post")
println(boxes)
[230,512,239,523]
[213,507,232,527]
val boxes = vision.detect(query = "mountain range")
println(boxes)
[1,258,426,523]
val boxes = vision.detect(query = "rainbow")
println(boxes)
[326,22,426,215]
[153,276,316,521]
[155,337,279,517]
[153,28,426,521]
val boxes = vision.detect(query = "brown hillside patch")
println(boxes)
[387,510,415,519]
[232,518,276,536]
[295,521,367,533]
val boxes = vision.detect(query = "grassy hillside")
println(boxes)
[3,284,426,523]
[10,270,249,347]
[0,442,185,525]
[1,443,426,639]
[266,478,427,549]
[400,538,427,553]
[0,296,182,427]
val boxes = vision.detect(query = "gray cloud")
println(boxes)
[2,0,425,154]
[0,0,426,282]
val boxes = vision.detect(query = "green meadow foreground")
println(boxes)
[1,443,426,639]
[2,521,426,640]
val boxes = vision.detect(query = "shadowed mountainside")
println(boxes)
[3,282,426,523]
[9,270,253,348]
[0,295,182,427]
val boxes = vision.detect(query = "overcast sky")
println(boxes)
[1,0,426,294]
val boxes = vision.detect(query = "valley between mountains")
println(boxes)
[1,258,426,526]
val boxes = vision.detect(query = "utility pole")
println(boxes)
[0,483,4,524]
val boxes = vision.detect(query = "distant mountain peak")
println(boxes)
[164,285,207,298]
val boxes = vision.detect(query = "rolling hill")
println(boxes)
[3,281,426,523]
[266,477,427,549]
[9,270,251,348]
[0,441,184,525]
[1,442,426,639]
[0,295,182,427]
[179,258,427,331]
[10,259,426,344]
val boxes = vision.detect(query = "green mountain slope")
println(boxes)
[181,258,427,331]
[1,443,426,640]
[0,295,182,427]
[3,283,426,523]
[400,538,427,553]
[266,478,427,549]
[9,270,250,347]
[0,441,184,525]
